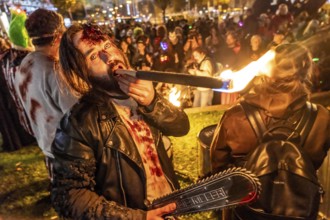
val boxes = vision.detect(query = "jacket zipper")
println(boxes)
[116,151,127,206]
[158,132,176,191]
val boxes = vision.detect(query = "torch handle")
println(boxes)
[115,69,223,89]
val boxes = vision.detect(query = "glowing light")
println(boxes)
[64,18,71,27]
[169,87,181,107]
[214,50,275,93]
[313,57,320,62]
[127,3,131,15]
[160,41,168,51]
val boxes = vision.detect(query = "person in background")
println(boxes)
[132,35,153,70]
[205,24,223,62]
[269,3,294,35]
[218,31,247,105]
[50,23,190,220]
[13,9,77,172]
[291,11,310,40]
[0,9,35,151]
[119,37,134,66]
[210,43,330,220]
[248,34,266,61]
[267,29,287,50]
[187,47,214,107]
[168,30,184,72]
[242,8,259,38]
[183,28,203,64]
[257,13,272,44]
[218,30,247,71]
[153,25,167,53]
[144,35,154,55]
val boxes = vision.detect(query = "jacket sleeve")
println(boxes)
[210,111,233,173]
[51,114,146,220]
[138,93,190,137]
[210,105,258,173]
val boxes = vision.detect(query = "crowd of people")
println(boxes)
[0,2,330,220]
[105,3,330,106]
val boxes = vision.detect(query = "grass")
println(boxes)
[0,106,226,220]
[0,146,56,220]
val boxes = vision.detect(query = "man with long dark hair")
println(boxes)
[50,23,190,219]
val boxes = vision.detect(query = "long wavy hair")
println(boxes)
[58,23,130,97]
[262,43,313,95]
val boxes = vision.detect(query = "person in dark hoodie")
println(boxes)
[210,43,330,219]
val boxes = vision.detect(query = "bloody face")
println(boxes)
[73,24,129,98]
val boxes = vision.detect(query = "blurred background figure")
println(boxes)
[269,3,294,35]
[219,30,248,71]
[132,35,153,70]
[267,29,287,50]
[119,36,135,66]
[242,8,259,38]
[168,30,184,72]
[0,8,35,151]
[183,28,203,67]
[248,34,266,61]
[187,47,214,107]
[205,24,224,64]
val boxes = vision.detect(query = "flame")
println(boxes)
[169,87,181,107]
[214,50,275,93]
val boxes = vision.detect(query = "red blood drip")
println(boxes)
[155,167,163,177]
[30,99,41,123]
[19,61,33,102]
[81,24,106,45]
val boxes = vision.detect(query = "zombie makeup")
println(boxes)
[81,23,107,45]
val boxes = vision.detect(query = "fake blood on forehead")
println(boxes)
[81,25,106,45]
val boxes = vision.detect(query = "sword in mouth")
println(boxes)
[115,69,224,89]
[115,50,275,93]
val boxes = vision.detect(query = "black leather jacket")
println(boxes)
[51,91,190,220]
